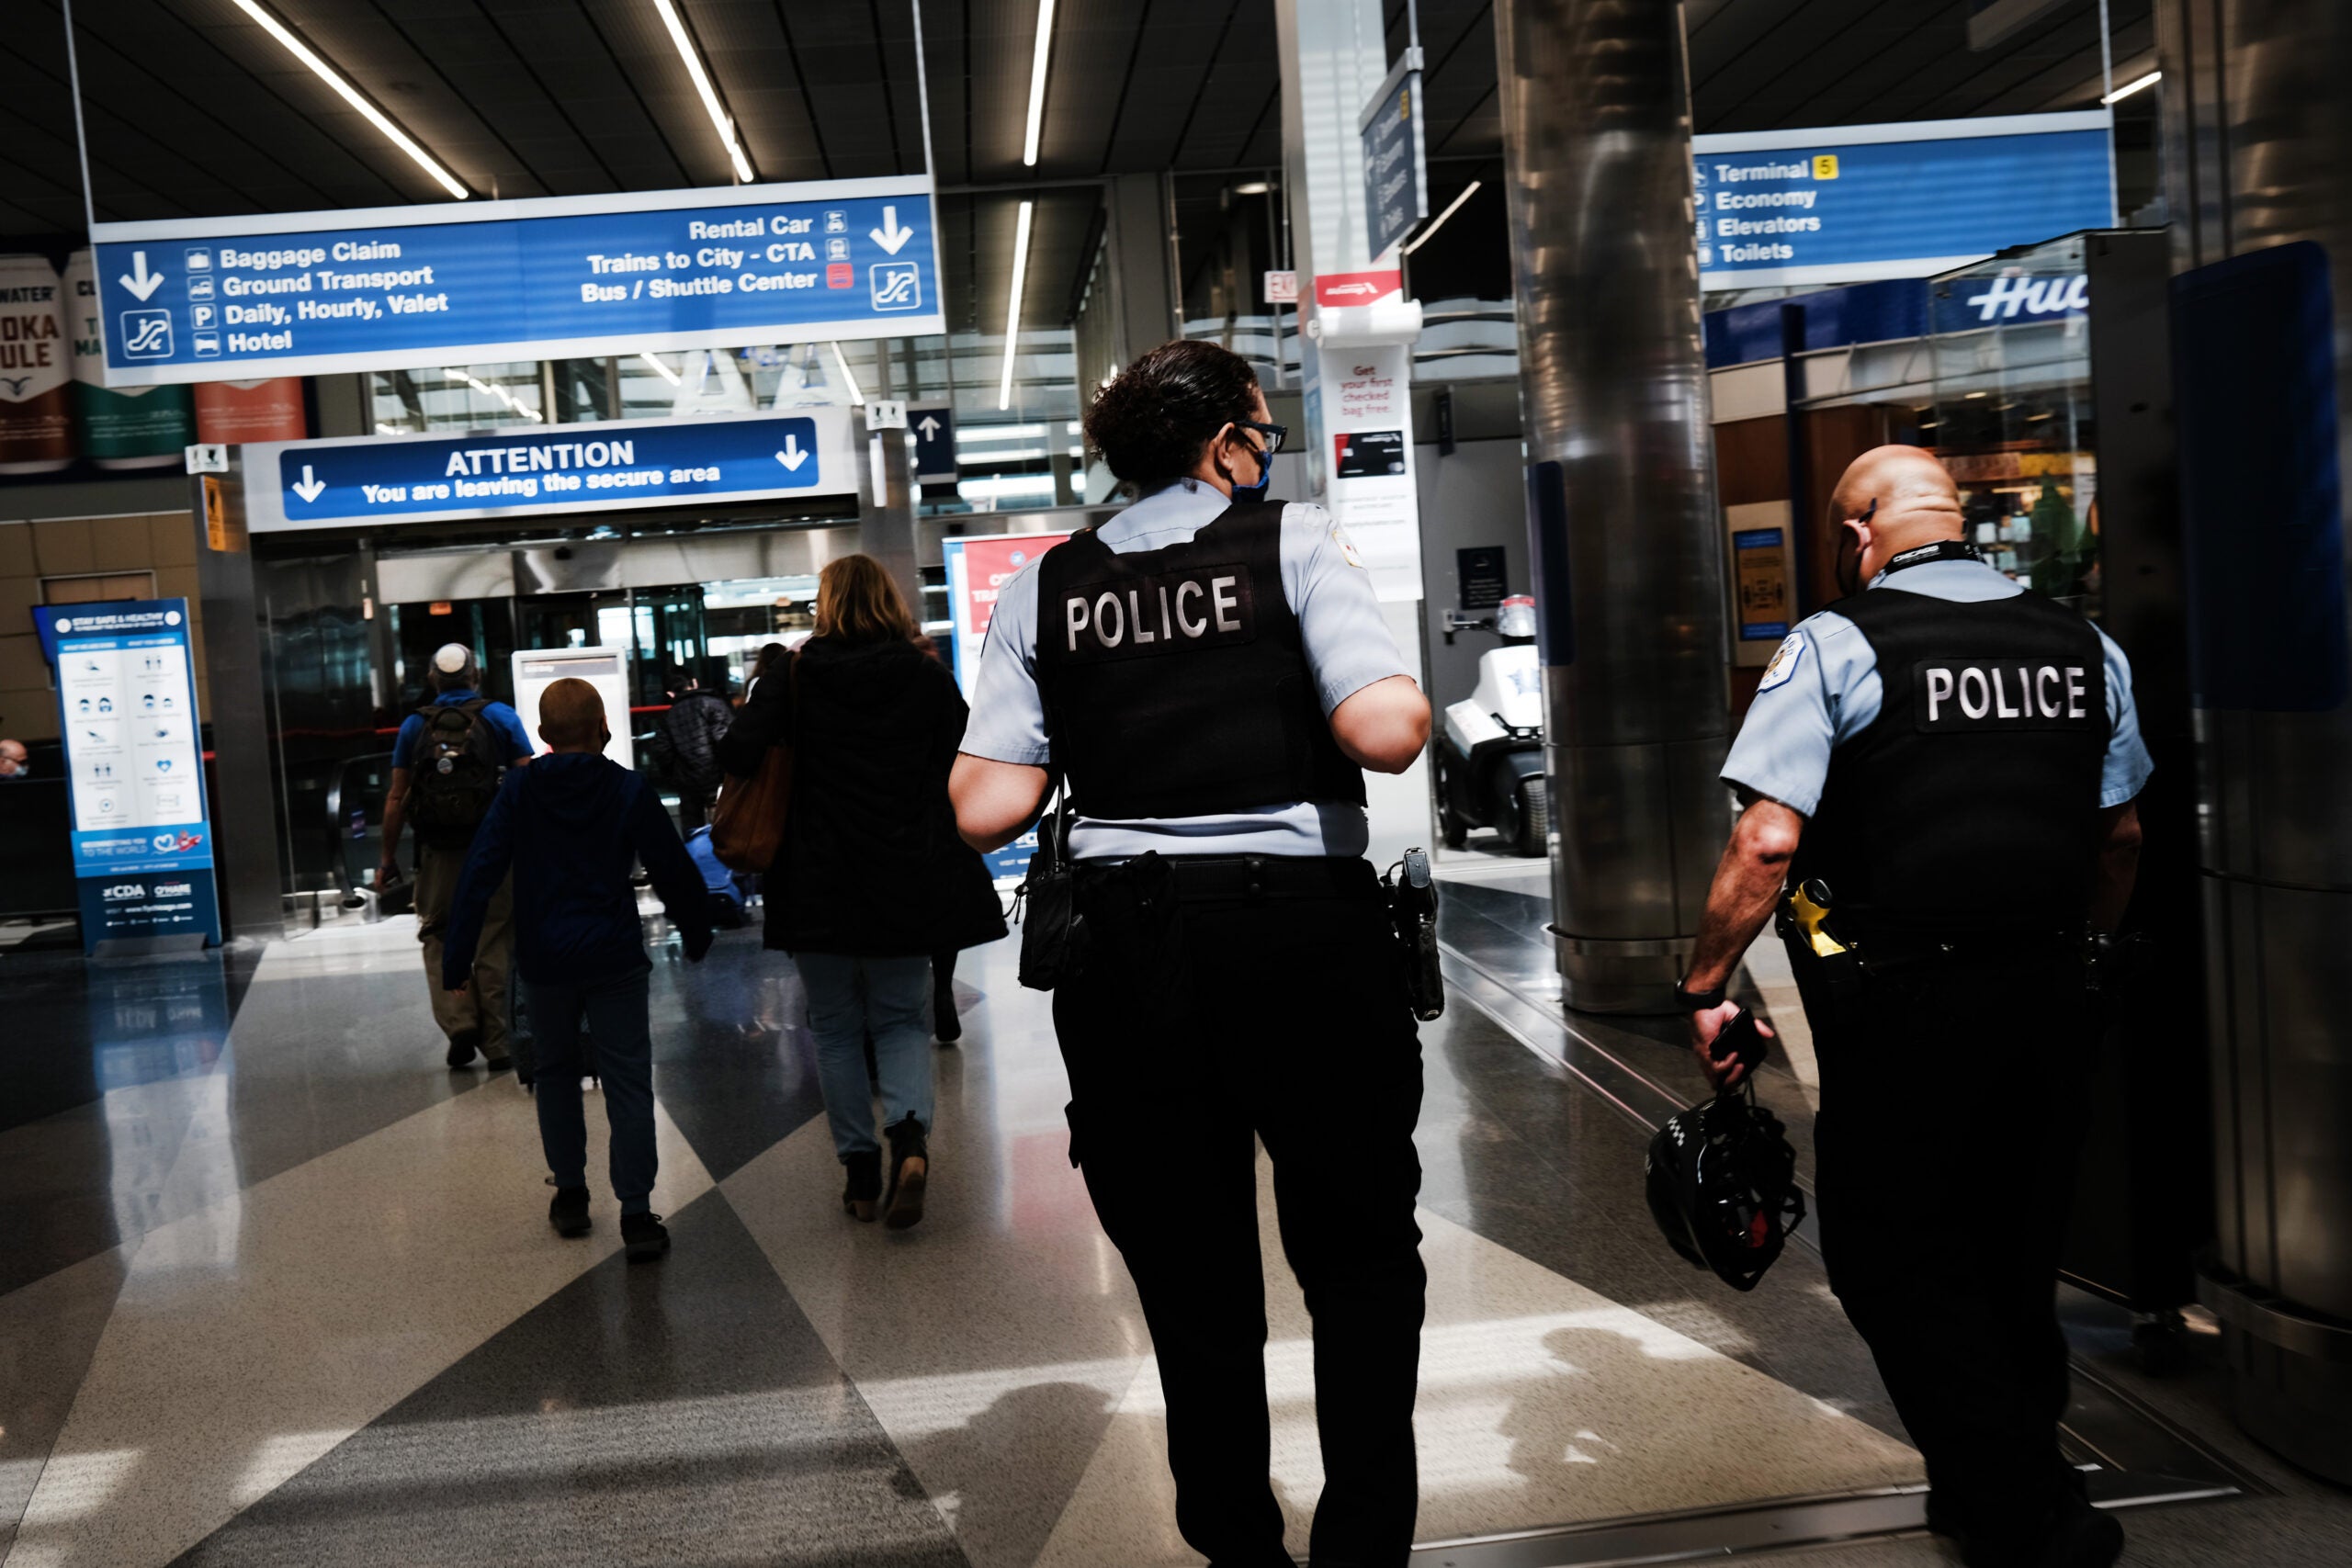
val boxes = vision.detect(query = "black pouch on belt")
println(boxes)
[1383,847,1445,1021]
[1015,792,1084,991]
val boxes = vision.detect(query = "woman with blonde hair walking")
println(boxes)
[718,554,1004,1227]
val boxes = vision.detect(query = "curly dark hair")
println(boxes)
[1083,339,1263,491]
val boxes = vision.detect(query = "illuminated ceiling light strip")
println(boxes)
[1022,0,1057,166]
[830,341,865,405]
[1402,180,1481,255]
[999,200,1035,411]
[651,0,755,182]
[445,367,544,421]
[639,351,682,385]
[2101,69,2160,105]
[228,0,469,199]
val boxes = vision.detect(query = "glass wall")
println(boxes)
[1928,234,2101,615]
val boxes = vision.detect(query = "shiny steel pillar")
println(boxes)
[1494,0,1730,1011]
[2158,0,2352,1482]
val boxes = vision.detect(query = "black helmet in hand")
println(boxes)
[1645,1082,1806,1292]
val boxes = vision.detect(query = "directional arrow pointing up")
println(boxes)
[119,251,166,301]
[869,206,915,255]
[915,414,942,438]
[291,465,326,502]
[775,436,808,471]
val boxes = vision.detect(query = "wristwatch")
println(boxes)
[1672,976,1726,1011]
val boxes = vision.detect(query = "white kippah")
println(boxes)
[433,643,471,674]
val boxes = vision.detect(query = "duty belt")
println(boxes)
[1078,852,1374,902]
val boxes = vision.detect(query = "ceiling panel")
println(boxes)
[0,0,2156,362]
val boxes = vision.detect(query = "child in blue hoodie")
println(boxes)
[443,677,713,1260]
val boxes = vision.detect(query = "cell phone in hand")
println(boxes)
[1712,1006,1770,1082]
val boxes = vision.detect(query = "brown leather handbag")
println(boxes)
[709,654,797,874]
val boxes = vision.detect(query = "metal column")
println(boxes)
[2157,0,2352,1483]
[1493,0,1730,1011]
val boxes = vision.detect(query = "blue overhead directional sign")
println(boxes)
[89,176,944,387]
[242,408,862,533]
[1360,52,1428,259]
[1693,112,2114,290]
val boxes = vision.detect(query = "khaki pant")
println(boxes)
[415,840,514,1060]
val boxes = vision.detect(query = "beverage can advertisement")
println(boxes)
[0,252,74,474]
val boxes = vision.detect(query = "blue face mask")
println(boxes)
[1232,440,1272,500]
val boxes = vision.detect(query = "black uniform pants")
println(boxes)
[1797,941,2097,1557]
[1053,857,1426,1568]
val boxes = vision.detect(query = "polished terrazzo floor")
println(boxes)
[0,862,2339,1566]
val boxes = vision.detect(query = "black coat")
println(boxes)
[656,689,735,795]
[718,635,1006,957]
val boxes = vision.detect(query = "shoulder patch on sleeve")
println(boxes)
[1757,630,1807,693]
[1329,519,1367,570]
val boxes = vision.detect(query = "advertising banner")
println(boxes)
[40,598,221,953]
[943,532,1069,886]
[242,407,861,533]
[1321,343,1421,602]
[1692,112,2114,290]
[90,175,944,386]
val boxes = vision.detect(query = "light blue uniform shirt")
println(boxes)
[1723,558,2153,816]
[961,479,1411,858]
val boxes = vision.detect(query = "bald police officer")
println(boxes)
[1679,447,2147,1568]
[952,339,1432,1568]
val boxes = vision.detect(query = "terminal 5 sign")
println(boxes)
[88,175,943,386]
[241,408,864,533]
[1692,111,2114,291]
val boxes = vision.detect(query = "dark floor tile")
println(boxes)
[0,948,241,1134]
[170,1189,972,1568]
[644,932,826,1183]
[1415,997,1910,1443]
[0,1246,130,1555]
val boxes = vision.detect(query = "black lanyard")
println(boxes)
[1877,539,1985,580]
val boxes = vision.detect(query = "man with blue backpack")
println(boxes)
[380,644,535,1071]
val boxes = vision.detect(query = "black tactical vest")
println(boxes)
[1790,574,2110,937]
[1033,500,1366,820]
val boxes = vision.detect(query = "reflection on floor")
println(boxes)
[0,893,2334,1566]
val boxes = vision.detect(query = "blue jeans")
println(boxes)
[796,953,935,1162]
[522,967,657,1214]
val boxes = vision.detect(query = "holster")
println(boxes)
[1383,849,1444,1021]
[1774,899,1869,1005]
[1015,805,1086,991]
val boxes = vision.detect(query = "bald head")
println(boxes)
[0,739,27,776]
[1833,446,1965,545]
[537,678,606,752]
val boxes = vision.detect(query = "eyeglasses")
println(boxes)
[1855,497,1877,525]
[1236,419,1288,457]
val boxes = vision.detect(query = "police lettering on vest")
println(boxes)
[1034,502,1364,821]
[1916,660,2094,730]
[1060,563,1254,662]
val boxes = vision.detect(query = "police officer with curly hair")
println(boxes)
[1679,446,2149,1568]
[952,338,1433,1567]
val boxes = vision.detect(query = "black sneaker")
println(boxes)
[933,980,962,1044]
[842,1150,882,1223]
[621,1211,671,1261]
[548,1186,591,1237]
[446,1028,481,1068]
[884,1117,928,1231]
